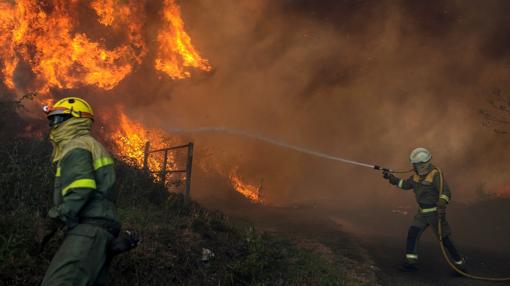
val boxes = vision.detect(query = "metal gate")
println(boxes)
[142,142,194,198]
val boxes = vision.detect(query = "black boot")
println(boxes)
[399,261,419,272]
[450,257,467,276]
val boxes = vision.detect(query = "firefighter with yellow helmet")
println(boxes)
[33,97,135,285]
[383,148,466,272]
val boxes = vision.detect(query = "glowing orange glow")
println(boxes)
[0,0,210,94]
[229,170,262,203]
[493,186,510,199]
[90,0,115,26]
[0,1,147,94]
[109,112,176,174]
[155,0,212,79]
[0,1,16,89]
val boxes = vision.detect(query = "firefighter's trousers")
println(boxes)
[404,210,462,264]
[42,224,114,286]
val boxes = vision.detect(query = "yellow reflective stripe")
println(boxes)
[440,194,450,202]
[62,179,96,196]
[398,179,404,188]
[406,254,418,259]
[420,207,437,213]
[56,167,61,177]
[93,157,114,170]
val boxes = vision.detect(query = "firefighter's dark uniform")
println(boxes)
[42,133,120,286]
[388,166,463,266]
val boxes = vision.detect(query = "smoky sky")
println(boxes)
[7,0,510,209]
[116,0,510,208]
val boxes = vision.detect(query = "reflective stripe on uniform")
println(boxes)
[420,207,437,213]
[62,179,97,196]
[406,253,418,260]
[440,194,450,202]
[398,179,404,188]
[93,156,114,170]
[56,167,61,177]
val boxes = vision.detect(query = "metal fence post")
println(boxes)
[185,142,194,199]
[143,141,150,171]
[160,149,168,184]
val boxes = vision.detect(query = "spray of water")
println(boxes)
[166,126,376,169]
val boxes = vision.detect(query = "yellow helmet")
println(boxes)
[44,97,94,127]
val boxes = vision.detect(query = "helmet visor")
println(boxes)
[48,114,73,127]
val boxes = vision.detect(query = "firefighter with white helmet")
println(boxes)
[383,147,466,272]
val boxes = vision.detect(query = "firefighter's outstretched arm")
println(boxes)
[48,148,95,227]
[383,170,413,190]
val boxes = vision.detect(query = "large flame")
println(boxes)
[155,0,212,79]
[0,0,210,94]
[229,170,263,203]
[109,112,176,175]
[0,0,146,94]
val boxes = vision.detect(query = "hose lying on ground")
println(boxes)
[436,168,510,282]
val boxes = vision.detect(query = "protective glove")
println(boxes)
[437,199,447,218]
[29,217,62,256]
[383,170,400,185]
[110,230,139,256]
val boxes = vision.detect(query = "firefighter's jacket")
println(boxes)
[395,167,451,208]
[48,134,119,228]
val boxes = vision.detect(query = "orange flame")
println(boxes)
[109,112,176,174]
[0,0,210,94]
[229,170,263,203]
[155,0,212,79]
[0,1,146,94]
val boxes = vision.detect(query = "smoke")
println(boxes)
[5,0,510,209]
[110,0,510,208]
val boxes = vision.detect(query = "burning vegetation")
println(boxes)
[229,170,263,204]
[0,0,211,95]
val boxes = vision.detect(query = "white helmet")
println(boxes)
[409,147,432,164]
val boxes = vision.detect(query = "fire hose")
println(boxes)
[436,168,510,282]
[170,127,510,280]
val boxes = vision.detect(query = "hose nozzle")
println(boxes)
[373,165,390,172]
